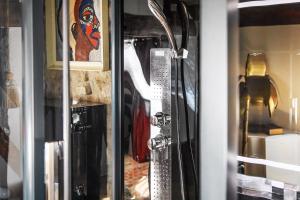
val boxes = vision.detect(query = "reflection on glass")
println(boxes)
[43,0,112,198]
[289,97,298,132]
[238,3,300,199]
[123,0,200,198]
[239,53,279,157]
[123,39,152,199]
[0,26,23,199]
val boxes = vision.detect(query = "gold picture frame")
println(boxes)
[45,0,109,71]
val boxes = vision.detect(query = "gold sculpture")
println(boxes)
[240,53,279,156]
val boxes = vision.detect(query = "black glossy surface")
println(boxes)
[297,192,300,199]
[71,105,107,199]
[240,3,300,27]
[46,104,107,199]
[238,194,269,200]
[272,187,284,196]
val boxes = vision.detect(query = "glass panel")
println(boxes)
[0,0,23,199]
[44,0,65,198]
[123,0,200,199]
[238,2,300,199]
[44,0,112,198]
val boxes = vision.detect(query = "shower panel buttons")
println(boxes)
[148,135,171,162]
[149,111,171,161]
[150,49,172,200]
[148,135,171,151]
[151,112,171,128]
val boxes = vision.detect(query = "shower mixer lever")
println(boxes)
[148,135,171,151]
[151,112,171,128]
[148,135,171,162]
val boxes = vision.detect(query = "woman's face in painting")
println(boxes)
[78,0,100,49]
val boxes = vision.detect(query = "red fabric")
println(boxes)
[132,103,150,163]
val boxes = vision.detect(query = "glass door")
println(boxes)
[43,0,113,199]
[0,0,47,199]
[237,1,300,199]
[199,0,239,200]
[121,0,200,199]
[0,1,24,199]
[2,0,114,199]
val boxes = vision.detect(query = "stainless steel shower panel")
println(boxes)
[150,48,173,200]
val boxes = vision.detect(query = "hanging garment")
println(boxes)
[132,99,150,163]
[124,38,160,163]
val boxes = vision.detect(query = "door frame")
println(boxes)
[22,0,46,199]
[200,0,239,199]
[111,0,124,199]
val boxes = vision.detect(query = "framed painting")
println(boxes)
[45,0,109,71]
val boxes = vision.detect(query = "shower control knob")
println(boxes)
[148,135,171,151]
[151,112,171,128]
[72,113,80,124]
[74,185,86,199]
